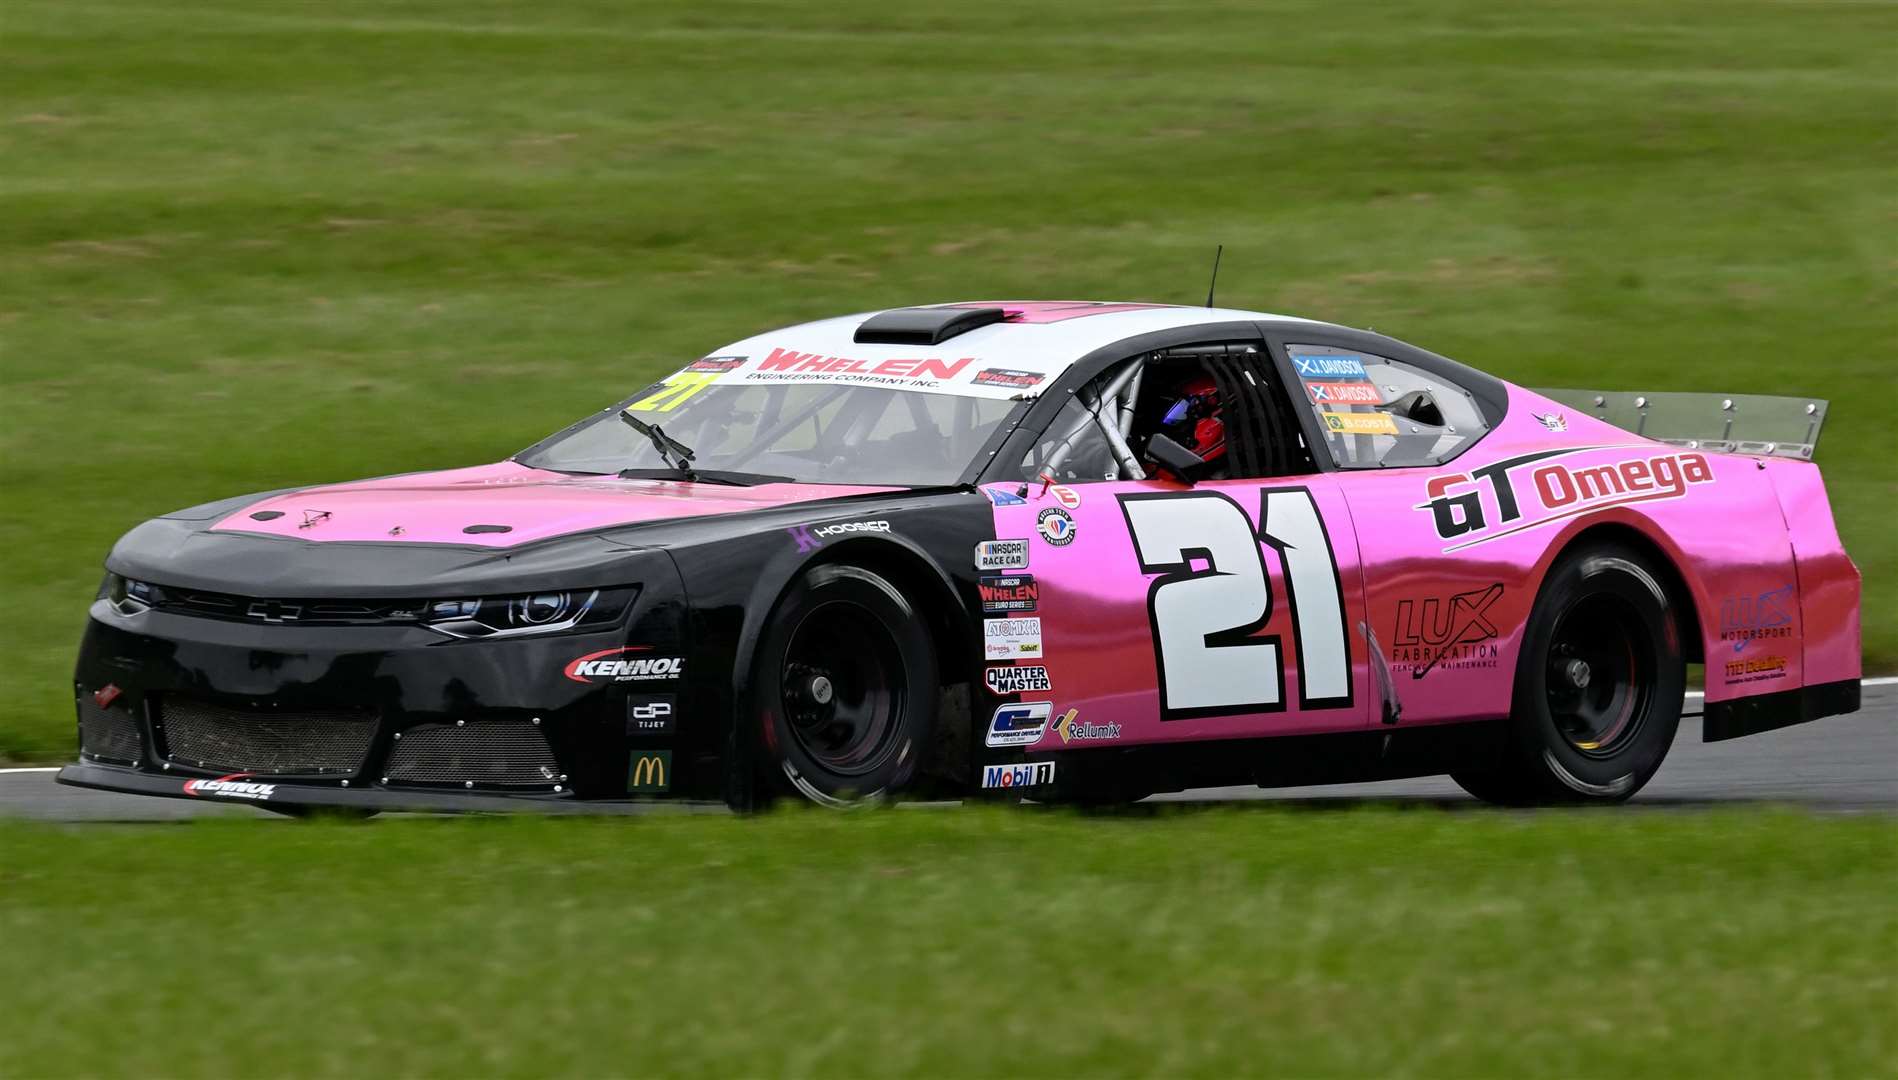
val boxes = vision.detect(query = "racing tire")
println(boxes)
[750,564,937,807]
[1452,543,1684,806]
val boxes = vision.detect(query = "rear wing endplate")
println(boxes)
[1534,389,1830,461]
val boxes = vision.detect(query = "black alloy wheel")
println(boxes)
[1453,543,1685,806]
[751,564,936,806]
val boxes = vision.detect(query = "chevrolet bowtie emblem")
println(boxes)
[246,601,302,623]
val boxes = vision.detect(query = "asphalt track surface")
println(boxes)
[4,682,1893,822]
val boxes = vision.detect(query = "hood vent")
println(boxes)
[853,306,1007,346]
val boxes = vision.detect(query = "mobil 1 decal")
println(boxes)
[1417,445,1714,553]
[1118,487,1352,720]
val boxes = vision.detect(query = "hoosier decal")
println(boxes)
[1417,448,1714,552]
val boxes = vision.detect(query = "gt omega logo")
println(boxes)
[565,647,685,684]
[1418,448,1714,551]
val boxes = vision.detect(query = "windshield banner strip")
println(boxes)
[640,345,1059,401]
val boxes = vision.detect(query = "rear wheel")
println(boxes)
[1453,543,1684,806]
[750,564,936,806]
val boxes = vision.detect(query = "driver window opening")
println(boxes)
[1020,344,1315,483]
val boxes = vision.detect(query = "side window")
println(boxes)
[1286,345,1489,468]
[1021,348,1317,483]
[1020,391,1123,483]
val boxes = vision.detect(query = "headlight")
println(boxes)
[422,587,636,639]
[104,574,155,614]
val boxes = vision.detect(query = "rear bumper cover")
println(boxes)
[1703,677,1860,742]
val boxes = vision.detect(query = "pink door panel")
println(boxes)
[983,477,1370,748]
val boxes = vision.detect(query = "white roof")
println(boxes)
[678,302,1329,400]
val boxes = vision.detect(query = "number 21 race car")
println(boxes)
[60,300,1861,812]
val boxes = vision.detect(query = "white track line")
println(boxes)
[0,767,60,774]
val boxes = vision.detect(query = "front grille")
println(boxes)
[159,698,377,775]
[78,698,142,763]
[150,586,426,626]
[383,721,561,787]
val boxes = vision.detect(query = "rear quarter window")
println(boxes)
[1287,344,1490,468]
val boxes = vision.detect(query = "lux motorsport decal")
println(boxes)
[1417,446,1714,552]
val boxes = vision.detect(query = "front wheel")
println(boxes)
[1453,543,1685,806]
[749,564,937,807]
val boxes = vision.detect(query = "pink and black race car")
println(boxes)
[61,301,1861,813]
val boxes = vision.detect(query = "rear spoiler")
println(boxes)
[1533,389,1830,461]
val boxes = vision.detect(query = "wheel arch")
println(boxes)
[727,534,974,800]
[1535,519,1706,665]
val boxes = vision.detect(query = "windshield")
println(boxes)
[519,382,1025,485]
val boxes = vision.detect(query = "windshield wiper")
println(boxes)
[619,412,699,481]
[613,468,795,487]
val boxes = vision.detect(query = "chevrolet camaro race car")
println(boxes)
[59,300,1861,814]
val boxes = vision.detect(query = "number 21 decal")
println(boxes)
[1118,487,1352,720]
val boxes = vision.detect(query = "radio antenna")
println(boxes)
[1204,245,1223,307]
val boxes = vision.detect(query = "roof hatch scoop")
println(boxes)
[853,306,1007,346]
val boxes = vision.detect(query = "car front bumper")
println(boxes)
[69,555,709,802]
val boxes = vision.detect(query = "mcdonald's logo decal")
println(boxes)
[629,751,672,793]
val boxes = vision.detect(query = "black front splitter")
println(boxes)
[55,762,724,815]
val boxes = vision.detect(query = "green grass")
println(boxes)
[2,0,1894,759]
[1,807,1892,1077]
